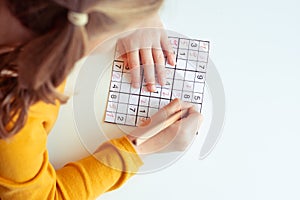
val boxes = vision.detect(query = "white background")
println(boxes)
[48,0,300,199]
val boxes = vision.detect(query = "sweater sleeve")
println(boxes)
[0,82,143,200]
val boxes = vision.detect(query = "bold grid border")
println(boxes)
[104,37,210,126]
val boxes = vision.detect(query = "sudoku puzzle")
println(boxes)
[105,37,210,126]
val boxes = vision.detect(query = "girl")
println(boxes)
[0,0,202,199]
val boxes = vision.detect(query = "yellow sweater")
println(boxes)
[0,82,143,200]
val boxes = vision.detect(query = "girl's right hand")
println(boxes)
[127,99,203,155]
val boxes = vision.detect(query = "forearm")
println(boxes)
[56,137,143,199]
[0,136,142,200]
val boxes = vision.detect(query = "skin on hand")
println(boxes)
[116,16,176,92]
[0,44,18,54]
[127,99,203,155]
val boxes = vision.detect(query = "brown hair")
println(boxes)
[0,0,163,139]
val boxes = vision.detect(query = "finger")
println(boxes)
[116,40,128,67]
[160,33,176,66]
[116,39,125,59]
[181,107,203,130]
[127,50,141,88]
[157,99,193,119]
[140,48,156,92]
[152,48,166,86]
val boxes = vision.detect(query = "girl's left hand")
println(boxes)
[116,16,176,92]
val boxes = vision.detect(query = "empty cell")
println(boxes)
[129,95,139,105]
[183,81,194,92]
[105,112,116,123]
[195,72,206,82]
[116,113,126,124]
[192,103,202,112]
[182,91,193,102]
[109,92,119,102]
[149,98,159,108]
[138,106,148,117]
[179,39,189,49]
[107,102,117,112]
[127,105,138,115]
[172,90,182,99]
[150,87,161,98]
[125,115,136,126]
[141,86,151,96]
[159,99,170,108]
[192,93,203,104]
[178,49,188,59]
[161,88,171,99]
[117,103,127,114]
[112,71,122,82]
[113,61,124,72]
[139,96,149,106]
[148,108,159,117]
[173,80,184,90]
[199,41,209,52]
[121,73,131,83]
[176,59,186,70]
[110,82,121,92]
[165,68,175,79]
[193,82,205,93]
[163,79,173,89]
[197,62,207,72]
[197,52,208,62]
[188,50,198,61]
[120,83,131,93]
[119,93,129,103]
[189,40,200,51]
[174,70,185,80]
[186,60,197,71]
[185,71,195,81]
[130,87,140,95]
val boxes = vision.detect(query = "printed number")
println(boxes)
[184,94,190,99]
[194,96,201,100]
[117,116,124,121]
[113,84,118,89]
[111,94,117,99]
[198,64,205,69]
[191,42,197,48]
[197,74,204,80]
[129,107,136,112]
[115,64,122,69]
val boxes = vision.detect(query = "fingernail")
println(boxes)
[169,55,176,66]
[149,84,156,92]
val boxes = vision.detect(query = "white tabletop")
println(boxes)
[48,0,300,199]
